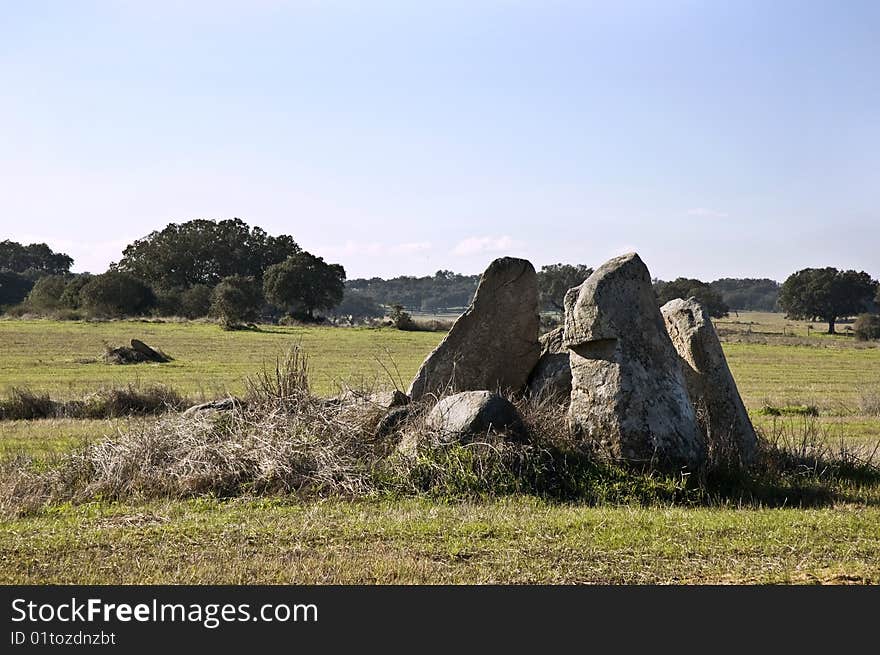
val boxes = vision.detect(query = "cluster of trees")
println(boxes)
[654,278,730,318]
[709,278,780,312]
[0,240,75,308]
[347,263,596,315]
[347,271,480,313]
[0,220,347,327]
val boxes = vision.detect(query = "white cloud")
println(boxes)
[686,208,729,219]
[451,235,519,256]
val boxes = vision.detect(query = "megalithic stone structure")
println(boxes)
[564,253,706,469]
[661,297,758,465]
[408,257,540,401]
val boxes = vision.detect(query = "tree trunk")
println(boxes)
[827,317,836,334]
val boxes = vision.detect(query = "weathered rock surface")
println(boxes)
[103,339,171,364]
[407,257,540,400]
[564,253,706,469]
[661,297,758,464]
[335,388,409,410]
[425,391,525,444]
[130,339,167,362]
[527,326,572,402]
[182,397,243,416]
[374,405,411,438]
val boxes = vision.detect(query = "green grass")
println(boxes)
[724,342,880,412]
[1,497,877,584]
[0,417,146,460]
[0,319,442,398]
[2,315,879,584]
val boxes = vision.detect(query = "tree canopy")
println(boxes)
[263,252,345,318]
[710,278,780,312]
[654,278,730,318]
[0,271,34,308]
[778,267,878,334]
[0,240,73,277]
[116,218,300,290]
[79,272,156,317]
[347,271,479,312]
[537,263,593,311]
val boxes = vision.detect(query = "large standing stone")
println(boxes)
[661,297,758,464]
[527,326,572,402]
[407,257,540,400]
[564,253,705,469]
[425,391,525,444]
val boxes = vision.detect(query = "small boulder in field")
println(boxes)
[527,326,572,402]
[425,391,525,444]
[661,297,758,464]
[102,339,171,364]
[407,257,540,400]
[182,397,244,416]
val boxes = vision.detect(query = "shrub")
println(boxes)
[59,273,93,309]
[389,304,416,330]
[24,274,68,312]
[80,271,156,317]
[152,288,182,316]
[853,313,880,341]
[210,275,262,329]
[179,284,213,318]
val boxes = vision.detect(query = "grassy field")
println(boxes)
[2,498,877,584]
[0,319,440,398]
[1,313,879,584]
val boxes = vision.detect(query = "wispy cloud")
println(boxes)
[686,208,729,219]
[451,235,519,256]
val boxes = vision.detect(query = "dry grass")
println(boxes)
[3,353,878,518]
[0,385,185,421]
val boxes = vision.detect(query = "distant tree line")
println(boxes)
[2,227,878,339]
[347,271,481,313]
[0,220,346,328]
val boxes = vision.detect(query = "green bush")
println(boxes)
[25,275,69,312]
[210,276,262,328]
[80,272,156,317]
[854,314,880,341]
[179,284,213,318]
[59,274,93,309]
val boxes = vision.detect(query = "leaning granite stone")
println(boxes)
[564,253,705,469]
[661,297,758,464]
[407,257,540,400]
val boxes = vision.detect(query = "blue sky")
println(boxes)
[1,1,878,281]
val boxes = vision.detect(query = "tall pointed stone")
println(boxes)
[661,297,758,464]
[408,257,540,401]
[564,253,705,469]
